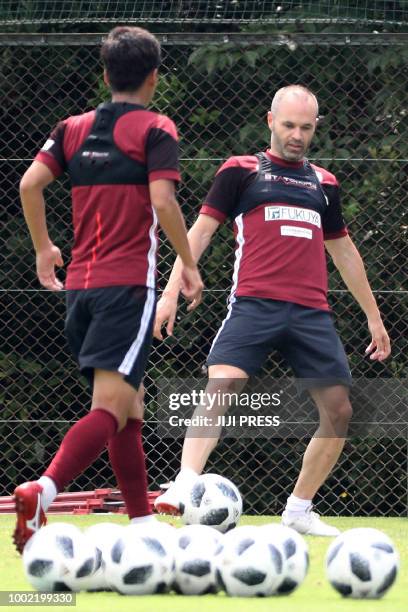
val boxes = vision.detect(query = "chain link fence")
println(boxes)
[0,31,407,515]
[1,1,407,24]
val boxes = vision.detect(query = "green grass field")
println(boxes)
[0,515,406,612]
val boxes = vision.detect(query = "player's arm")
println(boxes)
[20,160,64,291]
[154,213,220,340]
[150,179,204,307]
[324,235,390,361]
[153,155,246,340]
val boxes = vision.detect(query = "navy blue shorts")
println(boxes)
[207,297,351,391]
[65,285,156,390]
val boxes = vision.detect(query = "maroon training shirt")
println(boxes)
[200,150,348,311]
[35,103,180,290]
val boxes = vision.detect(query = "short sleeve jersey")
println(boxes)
[200,150,348,311]
[35,103,181,290]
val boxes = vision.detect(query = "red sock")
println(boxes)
[108,418,151,518]
[44,408,118,491]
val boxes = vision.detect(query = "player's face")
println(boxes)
[268,99,317,161]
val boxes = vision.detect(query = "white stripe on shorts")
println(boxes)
[118,287,155,376]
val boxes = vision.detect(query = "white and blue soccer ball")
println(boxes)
[105,524,174,595]
[173,524,223,595]
[23,523,99,592]
[181,473,243,533]
[326,528,399,599]
[216,526,283,596]
[260,524,309,594]
[80,522,125,591]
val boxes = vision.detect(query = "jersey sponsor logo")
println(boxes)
[281,225,313,239]
[263,173,317,190]
[41,139,55,152]
[264,205,321,228]
[82,151,110,158]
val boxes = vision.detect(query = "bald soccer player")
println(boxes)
[153,85,390,536]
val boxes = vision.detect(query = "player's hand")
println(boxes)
[36,244,64,291]
[154,294,179,340]
[180,265,204,312]
[365,319,391,361]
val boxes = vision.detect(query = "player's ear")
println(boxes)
[149,68,159,87]
[267,111,273,131]
[103,69,110,88]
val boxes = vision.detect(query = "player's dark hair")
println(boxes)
[101,26,161,93]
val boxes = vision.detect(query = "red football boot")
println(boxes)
[13,482,47,554]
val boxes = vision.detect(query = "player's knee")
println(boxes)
[137,383,145,405]
[91,405,127,432]
[326,400,353,428]
[129,385,145,420]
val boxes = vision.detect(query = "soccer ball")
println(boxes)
[326,528,399,599]
[181,473,243,533]
[23,523,99,592]
[261,524,309,594]
[106,524,174,595]
[81,523,124,591]
[173,524,223,595]
[216,526,283,596]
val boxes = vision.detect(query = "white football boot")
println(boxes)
[282,507,340,537]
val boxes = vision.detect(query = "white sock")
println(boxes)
[37,476,58,512]
[285,494,312,516]
[130,514,157,525]
[175,467,199,486]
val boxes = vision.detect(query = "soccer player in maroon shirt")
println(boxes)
[13,26,203,553]
[154,85,390,536]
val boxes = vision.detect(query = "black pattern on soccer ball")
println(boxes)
[191,482,206,507]
[327,541,344,566]
[76,557,95,578]
[377,565,397,595]
[277,577,298,594]
[199,507,229,526]
[53,582,71,592]
[237,538,254,556]
[178,535,191,550]
[200,584,218,595]
[181,559,211,577]
[94,547,103,571]
[216,482,238,502]
[28,559,53,577]
[283,538,296,560]
[232,567,267,586]
[172,581,183,594]
[56,535,74,559]
[111,539,124,564]
[155,581,168,594]
[332,581,352,596]
[350,553,371,582]
[142,536,166,557]
[269,544,283,574]
[215,568,227,592]
[371,542,394,554]
[123,564,154,585]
